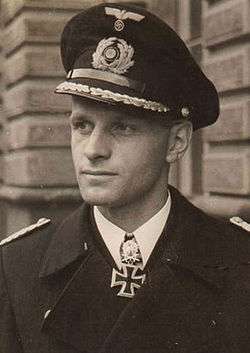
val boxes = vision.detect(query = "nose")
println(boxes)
[83,129,111,161]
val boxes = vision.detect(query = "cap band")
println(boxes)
[67,68,145,93]
[55,81,170,113]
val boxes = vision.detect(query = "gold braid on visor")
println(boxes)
[55,81,170,113]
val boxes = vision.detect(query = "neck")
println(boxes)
[97,185,169,232]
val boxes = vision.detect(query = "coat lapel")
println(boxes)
[41,250,120,352]
[39,204,130,352]
[39,204,88,278]
[101,187,226,352]
[39,204,97,352]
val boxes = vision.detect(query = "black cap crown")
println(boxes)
[55,3,219,130]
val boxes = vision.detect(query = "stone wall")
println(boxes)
[0,0,6,235]
[0,0,92,236]
[195,0,250,218]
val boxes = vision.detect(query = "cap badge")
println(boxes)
[92,37,135,75]
[105,7,145,32]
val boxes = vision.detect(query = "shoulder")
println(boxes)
[198,209,250,242]
[193,206,250,266]
[0,218,51,246]
[175,185,250,238]
[0,217,60,292]
[192,197,250,240]
[171,184,250,237]
[229,216,250,232]
[0,217,56,269]
[171,185,250,263]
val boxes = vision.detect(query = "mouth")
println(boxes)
[81,170,118,176]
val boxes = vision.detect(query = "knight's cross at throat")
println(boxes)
[111,265,146,299]
[111,233,146,298]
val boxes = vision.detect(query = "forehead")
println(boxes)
[72,95,123,116]
[71,96,152,122]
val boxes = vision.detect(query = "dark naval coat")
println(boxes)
[1,186,250,353]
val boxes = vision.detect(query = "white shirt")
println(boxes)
[93,194,171,269]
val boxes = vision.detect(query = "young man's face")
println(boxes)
[70,96,172,209]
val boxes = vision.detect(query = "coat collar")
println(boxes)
[39,186,228,285]
[39,203,90,278]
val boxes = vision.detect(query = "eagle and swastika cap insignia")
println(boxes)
[105,7,145,32]
[55,2,219,130]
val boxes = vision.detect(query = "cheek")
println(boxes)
[70,145,77,167]
[71,136,82,166]
[121,140,167,178]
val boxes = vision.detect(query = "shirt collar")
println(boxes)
[94,193,171,269]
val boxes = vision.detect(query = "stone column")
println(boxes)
[200,0,250,218]
[0,0,6,234]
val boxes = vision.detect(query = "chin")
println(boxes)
[79,189,118,207]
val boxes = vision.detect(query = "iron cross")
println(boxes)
[111,264,146,298]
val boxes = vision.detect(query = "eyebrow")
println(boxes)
[69,112,89,121]
[70,110,142,122]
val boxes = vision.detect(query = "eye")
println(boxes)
[70,118,93,135]
[111,122,137,135]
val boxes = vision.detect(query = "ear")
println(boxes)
[166,121,193,163]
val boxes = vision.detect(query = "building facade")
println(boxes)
[0,0,250,238]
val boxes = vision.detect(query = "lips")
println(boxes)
[81,170,117,176]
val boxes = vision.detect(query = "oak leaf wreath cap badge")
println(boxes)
[92,37,135,75]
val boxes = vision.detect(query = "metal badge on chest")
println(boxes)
[111,233,146,298]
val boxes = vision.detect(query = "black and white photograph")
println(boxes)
[0,1,250,352]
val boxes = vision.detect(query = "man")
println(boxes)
[1,3,250,353]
